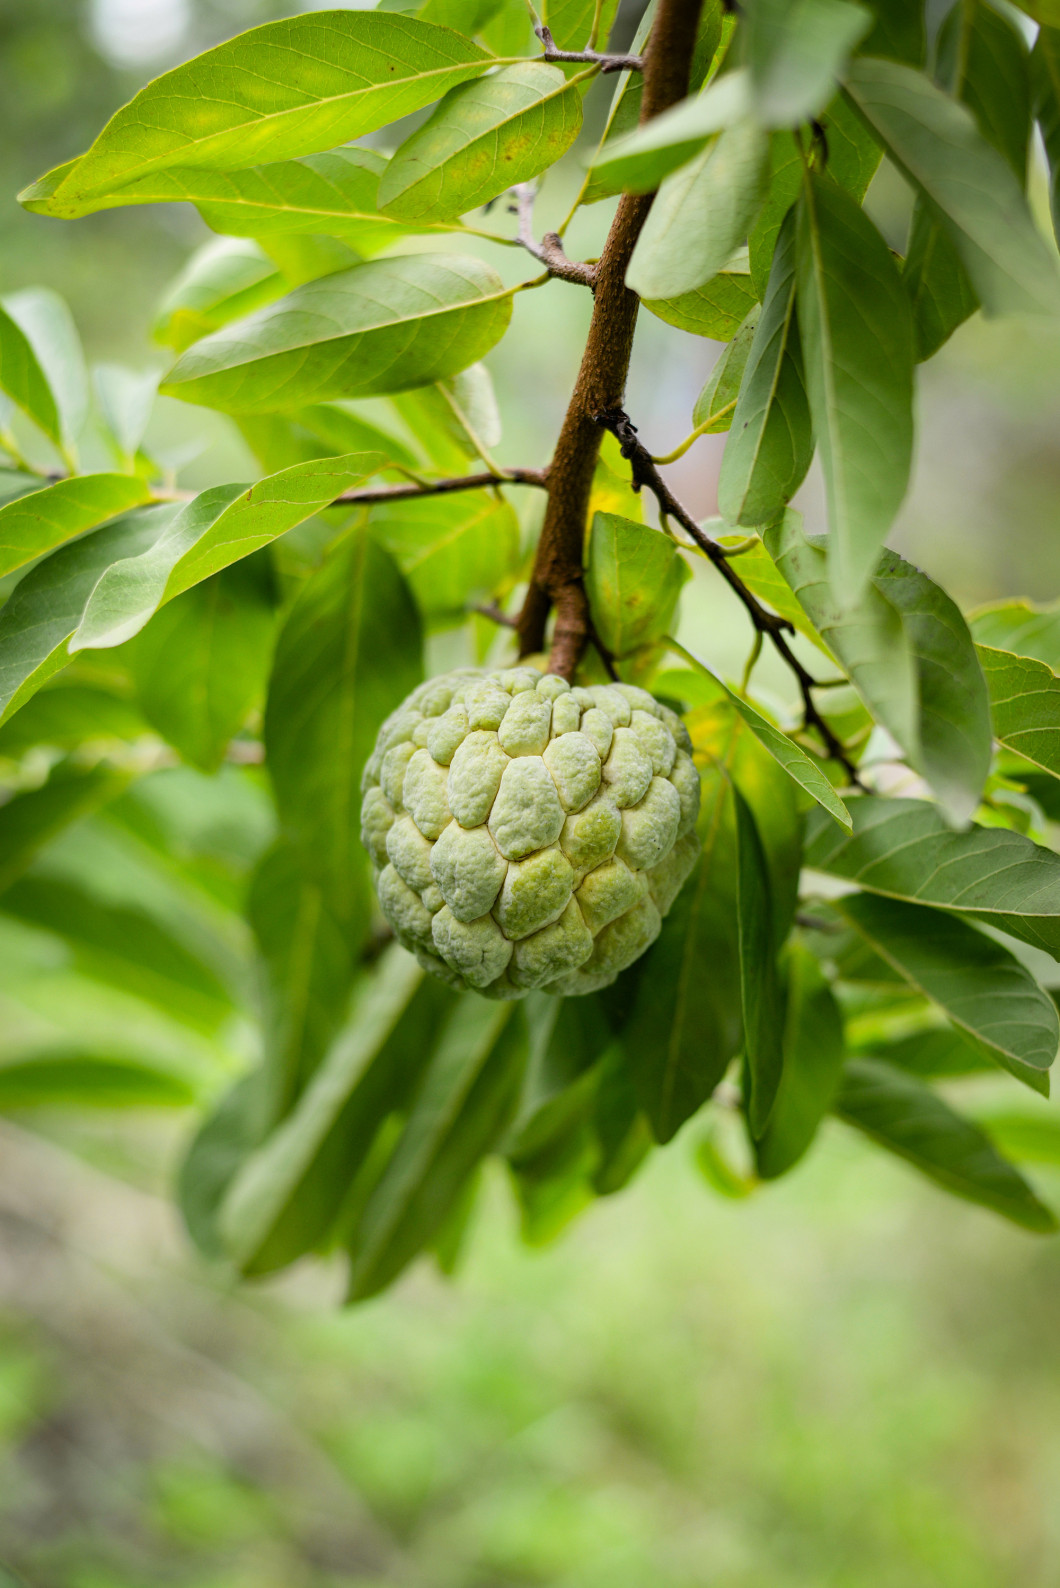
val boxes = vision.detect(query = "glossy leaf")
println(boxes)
[645,253,759,342]
[369,490,520,627]
[161,254,513,413]
[586,513,689,659]
[627,118,771,302]
[766,515,991,825]
[843,56,1060,318]
[835,893,1058,1095]
[756,940,844,1177]
[835,1057,1056,1231]
[735,788,785,1138]
[264,529,422,936]
[0,474,155,582]
[347,997,525,1300]
[379,63,582,221]
[795,172,914,604]
[805,795,1060,962]
[20,12,493,219]
[718,210,813,527]
[744,0,872,128]
[126,562,275,773]
[70,452,387,653]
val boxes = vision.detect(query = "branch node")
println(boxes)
[512,185,597,286]
[535,22,644,71]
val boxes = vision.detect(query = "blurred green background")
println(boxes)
[3,2,1060,1584]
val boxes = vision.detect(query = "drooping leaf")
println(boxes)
[0,474,154,582]
[645,253,759,342]
[0,1050,196,1110]
[766,515,991,825]
[971,598,1060,672]
[755,940,844,1177]
[843,56,1060,318]
[154,240,285,353]
[795,172,914,604]
[368,490,520,627]
[744,0,872,127]
[977,644,1060,784]
[691,306,759,432]
[834,893,1058,1096]
[735,788,785,1138]
[0,762,126,894]
[589,69,753,194]
[586,513,689,659]
[718,210,813,527]
[348,996,526,1300]
[20,12,494,220]
[2,290,88,458]
[69,452,387,653]
[160,254,513,413]
[379,63,582,221]
[179,1073,268,1260]
[94,365,159,464]
[903,214,980,363]
[591,1046,653,1194]
[1033,26,1060,246]
[0,302,60,448]
[264,528,422,936]
[805,795,1060,963]
[626,117,771,302]
[835,1057,1057,1231]
[125,561,275,772]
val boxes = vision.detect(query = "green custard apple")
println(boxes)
[360,668,701,998]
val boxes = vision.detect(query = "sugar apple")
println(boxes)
[360,667,701,998]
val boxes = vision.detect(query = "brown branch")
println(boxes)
[536,24,643,72]
[334,466,548,506]
[594,408,863,786]
[516,0,706,679]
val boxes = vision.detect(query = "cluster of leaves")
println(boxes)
[1,0,1060,1300]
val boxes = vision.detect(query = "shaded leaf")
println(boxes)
[0,302,60,447]
[835,1057,1056,1231]
[0,686,146,759]
[179,1073,267,1259]
[0,1050,196,1110]
[369,490,520,627]
[161,254,513,413]
[20,12,493,219]
[154,240,285,353]
[589,69,752,194]
[645,253,759,342]
[2,290,88,458]
[1033,26,1060,246]
[858,1025,995,1078]
[860,0,926,64]
[795,172,914,604]
[0,763,126,895]
[735,788,785,1137]
[744,0,872,127]
[586,513,689,659]
[756,940,844,1176]
[692,306,759,433]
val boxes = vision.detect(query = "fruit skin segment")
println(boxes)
[360,667,702,998]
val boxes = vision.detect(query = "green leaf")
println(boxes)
[2,290,88,459]
[718,211,813,527]
[20,12,494,220]
[835,893,1058,1095]
[975,1110,1060,1167]
[543,0,620,50]
[179,1074,267,1260]
[795,172,914,604]
[858,1026,995,1078]
[755,940,844,1177]
[347,996,526,1300]
[246,839,356,1128]
[379,63,582,222]
[0,1050,196,1110]
[94,365,159,465]
[1033,27,1060,245]
[161,254,513,413]
[586,513,689,659]
[859,0,926,65]
[154,240,285,353]
[766,515,992,825]
[368,490,520,627]
[126,562,275,773]
[644,252,759,342]
[971,599,1060,670]
[835,1057,1057,1231]
[218,949,440,1275]
[589,69,752,194]
[0,762,126,894]
[69,453,386,653]
[0,474,154,582]
[1010,0,1060,30]
[0,686,147,759]
[626,117,771,302]
[667,638,852,829]
[805,794,1060,963]
[977,644,1060,784]
[903,210,979,363]
[264,529,422,936]
[744,0,872,127]
[843,56,1060,318]
[735,788,785,1138]
[0,302,60,448]
[0,872,234,1033]
[692,307,759,433]
[591,1046,652,1194]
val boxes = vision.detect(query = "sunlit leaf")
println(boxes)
[0,474,154,581]
[586,513,689,659]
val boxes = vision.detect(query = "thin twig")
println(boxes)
[333,467,548,506]
[511,184,597,287]
[536,22,643,71]
[472,602,518,628]
[593,407,863,785]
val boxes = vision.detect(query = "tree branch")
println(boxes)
[511,184,597,287]
[516,0,706,679]
[536,23,643,71]
[594,408,863,784]
[334,466,548,506]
